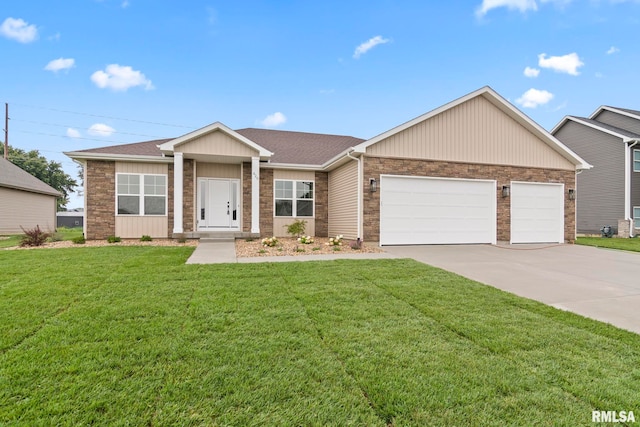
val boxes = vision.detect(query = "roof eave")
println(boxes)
[0,183,61,197]
[64,152,172,163]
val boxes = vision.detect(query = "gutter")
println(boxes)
[346,149,362,240]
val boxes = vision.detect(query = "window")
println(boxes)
[634,207,640,229]
[634,150,640,172]
[274,180,314,217]
[117,173,167,216]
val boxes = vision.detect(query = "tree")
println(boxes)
[1,145,77,211]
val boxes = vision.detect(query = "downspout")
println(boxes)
[346,150,362,240]
[627,140,639,237]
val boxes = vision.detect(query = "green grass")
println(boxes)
[1,247,639,425]
[0,227,83,248]
[577,236,640,252]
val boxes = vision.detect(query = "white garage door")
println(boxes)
[380,176,496,245]
[511,182,564,244]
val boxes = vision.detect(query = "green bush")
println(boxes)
[286,219,307,238]
[72,236,86,244]
[140,235,152,242]
[107,235,121,244]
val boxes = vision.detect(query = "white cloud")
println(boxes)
[88,123,116,137]
[121,0,130,8]
[523,66,540,78]
[353,35,390,59]
[0,17,38,43]
[90,64,154,91]
[606,46,620,54]
[476,0,571,17]
[259,112,287,128]
[538,52,584,75]
[66,128,81,138]
[44,57,75,73]
[516,88,554,108]
[48,32,61,41]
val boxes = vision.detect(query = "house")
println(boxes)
[57,210,84,228]
[65,86,590,245]
[0,156,61,234]
[552,106,640,237]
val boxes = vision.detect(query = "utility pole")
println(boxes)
[3,103,7,159]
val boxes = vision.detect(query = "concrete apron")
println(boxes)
[383,243,640,335]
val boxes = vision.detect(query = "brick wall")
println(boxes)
[260,169,274,236]
[183,159,194,232]
[314,171,329,237]
[85,160,115,240]
[363,156,576,243]
[167,164,174,236]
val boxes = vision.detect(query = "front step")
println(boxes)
[174,231,260,240]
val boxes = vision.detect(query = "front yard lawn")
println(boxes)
[577,236,640,252]
[1,247,639,425]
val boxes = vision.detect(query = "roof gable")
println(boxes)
[552,116,640,141]
[354,86,591,170]
[0,157,61,196]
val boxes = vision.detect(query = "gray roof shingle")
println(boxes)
[571,116,640,139]
[72,129,365,166]
[0,157,61,196]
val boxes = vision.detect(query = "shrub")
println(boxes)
[49,232,64,242]
[297,235,314,244]
[107,235,121,244]
[140,235,153,242]
[19,225,50,247]
[326,234,343,247]
[286,219,307,238]
[72,236,86,244]
[177,237,187,244]
[262,236,278,247]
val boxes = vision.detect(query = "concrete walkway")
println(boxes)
[186,239,399,264]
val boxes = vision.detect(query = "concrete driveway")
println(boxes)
[384,244,640,334]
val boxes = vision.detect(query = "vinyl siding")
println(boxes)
[366,95,575,170]
[175,130,259,157]
[272,170,316,237]
[114,162,169,238]
[593,110,640,135]
[328,160,358,239]
[554,121,625,233]
[0,187,57,234]
[632,149,640,228]
[196,163,241,178]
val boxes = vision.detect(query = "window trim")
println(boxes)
[634,149,640,172]
[634,206,640,229]
[273,179,315,218]
[116,173,168,216]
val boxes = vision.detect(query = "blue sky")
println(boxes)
[2,0,640,208]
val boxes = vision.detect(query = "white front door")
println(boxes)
[198,178,240,229]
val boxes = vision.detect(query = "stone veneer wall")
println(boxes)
[242,163,251,232]
[314,171,329,237]
[85,160,116,240]
[260,169,274,236]
[363,156,576,243]
[167,164,174,236]
[167,159,194,236]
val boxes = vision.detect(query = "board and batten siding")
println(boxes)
[114,162,169,238]
[554,121,625,233]
[366,95,575,171]
[175,130,259,157]
[272,170,316,237]
[0,187,57,234]
[196,163,241,179]
[593,110,640,135]
[328,160,358,240]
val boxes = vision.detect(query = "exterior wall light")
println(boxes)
[568,189,575,200]
[370,178,378,193]
[502,185,510,198]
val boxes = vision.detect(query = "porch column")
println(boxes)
[251,156,260,234]
[173,152,184,234]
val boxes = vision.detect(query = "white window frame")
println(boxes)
[634,206,640,229]
[634,149,640,172]
[116,173,168,216]
[273,179,315,218]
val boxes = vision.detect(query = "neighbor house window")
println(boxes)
[117,173,167,215]
[634,150,640,172]
[274,180,314,217]
[634,207,640,229]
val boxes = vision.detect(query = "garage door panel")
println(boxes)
[380,176,496,245]
[511,182,564,244]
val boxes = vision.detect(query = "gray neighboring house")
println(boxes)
[552,106,640,236]
[57,210,84,228]
[0,156,61,234]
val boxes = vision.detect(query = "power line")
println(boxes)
[12,129,158,145]
[10,102,197,129]
[11,118,168,139]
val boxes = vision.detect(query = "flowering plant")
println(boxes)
[298,235,314,244]
[326,234,343,246]
[261,236,278,247]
